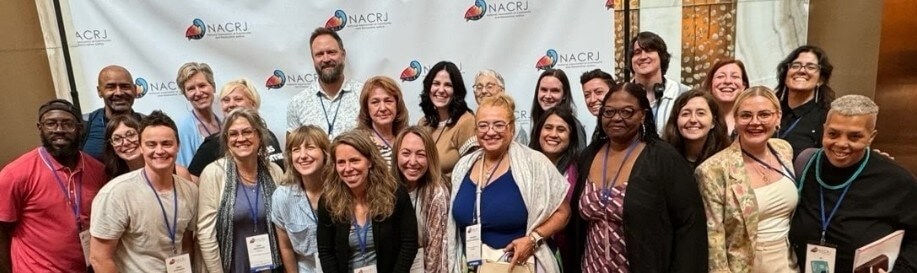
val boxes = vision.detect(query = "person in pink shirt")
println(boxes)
[0,99,107,272]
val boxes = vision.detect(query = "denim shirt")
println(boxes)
[271,184,322,273]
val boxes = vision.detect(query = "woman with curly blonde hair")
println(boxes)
[317,130,418,273]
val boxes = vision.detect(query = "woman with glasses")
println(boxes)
[418,61,476,181]
[447,94,570,272]
[317,131,418,273]
[392,126,449,273]
[272,125,330,273]
[568,82,707,272]
[774,45,835,158]
[471,69,505,105]
[198,108,284,273]
[701,59,750,136]
[357,76,409,166]
[662,89,731,166]
[103,114,193,181]
[696,87,798,273]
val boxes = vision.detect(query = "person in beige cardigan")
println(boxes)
[197,108,284,273]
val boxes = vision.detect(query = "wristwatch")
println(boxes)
[529,231,545,248]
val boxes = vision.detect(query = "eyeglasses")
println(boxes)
[600,107,638,119]
[110,131,139,146]
[228,128,256,140]
[472,83,502,94]
[737,111,777,124]
[788,62,820,72]
[40,120,77,132]
[476,121,509,133]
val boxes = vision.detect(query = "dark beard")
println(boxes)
[317,64,344,84]
[41,136,80,160]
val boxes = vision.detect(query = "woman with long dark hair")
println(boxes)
[662,89,731,166]
[418,61,476,181]
[774,45,835,157]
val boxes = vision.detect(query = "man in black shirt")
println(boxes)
[790,95,917,272]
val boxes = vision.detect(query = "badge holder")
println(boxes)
[247,234,277,272]
[805,241,837,273]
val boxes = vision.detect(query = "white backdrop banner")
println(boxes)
[64,0,615,144]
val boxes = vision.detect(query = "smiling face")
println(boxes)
[182,73,215,111]
[368,87,397,129]
[582,78,610,116]
[429,70,454,109]
[291,140,325,177]
[735,96,780,147]
[396,133,429,183]
[226,118,262,160]
[677,97,715,142]
[475,105,514,153]
[538,114,571,160]
[711,63,746,104]
[784,52,822,93]
[473,75,504,104]
[537,76,564,110]
[139,125,178,173]
[111,122,141,162]
[631,42,662,76]
[311,34,346,84]
[822,112,876,168]
[38,110,81,158]
[601,91,645,143]
[97,68,137,115]
[220,87,256,115]
[334,144,371,191]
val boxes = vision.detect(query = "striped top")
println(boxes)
[579,182,628,273]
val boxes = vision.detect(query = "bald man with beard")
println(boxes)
[81,65,145,160]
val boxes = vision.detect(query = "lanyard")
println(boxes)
[352,213,372,259]
[38,148,83,230]
[301,184,318,223]
[142,169,179,253]
[239,177,261,233]
[808,148,870,244]
[372,128,391,148]
[473,153,505,224]
[741,143,795,182]
[600,139,638,206]
[778,118,803,139]
[319,92,344,136]
[191,111,220,137]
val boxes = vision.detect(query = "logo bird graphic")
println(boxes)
[399,61,423,82]
[464,0,487,21]
[535,49,558,70]
[606,0,615,9]
[265,70,286,89]
[134,78,149,98]
[185,18,206,40]
[325,10,348,31]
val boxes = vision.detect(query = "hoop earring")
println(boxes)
[814,84,820,104]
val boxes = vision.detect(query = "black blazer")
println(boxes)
[317,186,418,273]
[566,139,708,272]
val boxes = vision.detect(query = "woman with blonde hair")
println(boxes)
[696,86,798,273]
[197,108,284,272]
[272,125,331,273]
[358,76,409,165]
[392,126,449,273]
[176,62,221,167]
[317,131,418,273]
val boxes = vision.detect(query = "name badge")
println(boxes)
[465,224,482,266]
[165,253,192,273]
[410,247,425,273]
[805,243,837,273]
[246,234,276,271]
[79,230,91,266]
[354,264,378,273]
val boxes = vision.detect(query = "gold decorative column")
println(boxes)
[613,0,640,81]
[681,0,737,88]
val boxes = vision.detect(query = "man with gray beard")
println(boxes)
[287,27,363,139]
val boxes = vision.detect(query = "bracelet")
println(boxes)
[529,231,544,248]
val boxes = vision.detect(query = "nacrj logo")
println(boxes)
[464,0,487,21]
[325,10,348,31]
[265,70,286,89]
[135,78,149,98]
[185,18,206,40]
[535,49,558,70]
[400,61,423,82]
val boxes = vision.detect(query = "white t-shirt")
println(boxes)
[90,169,198,272]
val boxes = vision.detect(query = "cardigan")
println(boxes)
[694,139,794,273]
[567,139,708,273]
[418,112,476,180]
[317,186,419,273]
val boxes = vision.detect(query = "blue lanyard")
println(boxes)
[778,118,803,139]
[239,177,261,233]
[142,169,179,253]
[319,92,344,136]
[352,218,371,256]
[191,111,220,137]
[812,149,870,244]
[38,148,83,230]
[372,127,391,148]
[301,184,319,223]
[600,138,638,206]
[741,143,795,182]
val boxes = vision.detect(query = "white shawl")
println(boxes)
[445,142,569,273]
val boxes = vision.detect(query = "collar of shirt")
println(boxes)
[312,81,355,100]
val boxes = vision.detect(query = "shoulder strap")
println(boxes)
[794,148,819,175]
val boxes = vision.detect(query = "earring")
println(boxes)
[641,123,646,136]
